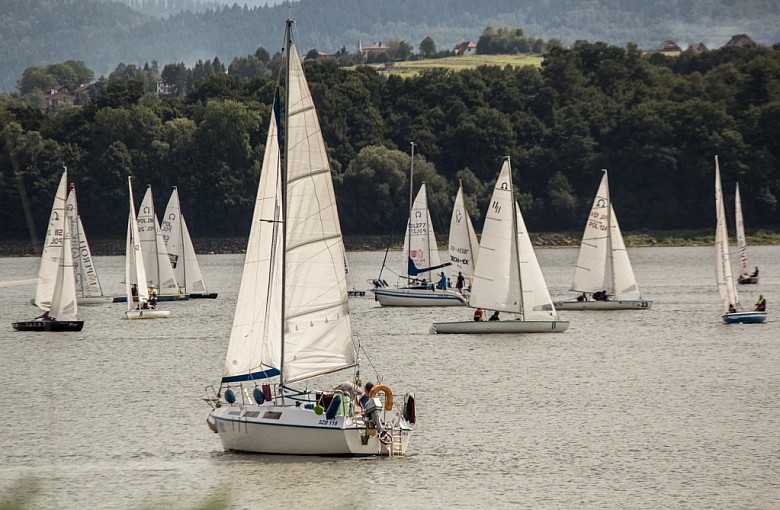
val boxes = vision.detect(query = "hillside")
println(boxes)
[1,0,779,92]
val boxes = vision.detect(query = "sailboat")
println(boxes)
[160,187,217,299]
[714,156,765,324]
[735,183,759,284]
[65,181,114,304]
[371,143,467,307]
[205,20,414,456]
[432,158,569,334]
[14,169,83,332]
[447,180,479,296]
[554,170,652,310]
[125,178,171,320]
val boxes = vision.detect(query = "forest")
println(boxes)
[1,0,779,92]
[2,41,780,245]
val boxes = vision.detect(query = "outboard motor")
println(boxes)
[363,397,391,444]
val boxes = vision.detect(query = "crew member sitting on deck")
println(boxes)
[489,311,500,321]
[473,308,484,321]
[754,295,766,312]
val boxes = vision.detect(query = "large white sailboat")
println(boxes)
[432,158,569,334]
[14,169,83,332]
[714,157,765,324]
[65,181,114,304]
[735,183,759,284]
[371,143,467,307]
[161,187,217,299]
[554,170,652,310]
[447,180,479,296]
[125,178,171,320]
[205,20,414,456]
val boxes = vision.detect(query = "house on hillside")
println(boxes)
[453,41,477,55]
[687,42,708,53]
[44,86,76,113]
[655,40,682,52]
[358,41,389,59]
[156,80,175,97]
[725,34,755,47]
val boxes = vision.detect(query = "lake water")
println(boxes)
[1,246,779,509]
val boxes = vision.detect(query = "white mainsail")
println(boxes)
[402,183,441,281]
[161,188,208,293]
[222,34,355,386]
[65,185,105,299]
[735,183,751,278]
[715,156,740,313]
[448,182,479,281]
[126,179,150,311]
[137,187,180,294]
[469,159,560,320]
[50,207,79,322]
[34,169,68,310]
[570,170,640,299]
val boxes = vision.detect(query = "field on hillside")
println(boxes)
[374,54,544,77]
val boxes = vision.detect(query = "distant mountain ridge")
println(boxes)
[1,0,779,92]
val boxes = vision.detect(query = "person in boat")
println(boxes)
[754,295,766,312]
[751,267,759,277]
[149,285,158,306]
[728,303,737,313]
[593,290,609,302]
[35,311,54,321]
[359,381,374,409]
[489,311,500,321]
[438,272,448,290]
[456,271,465,295]
[473,308,484,321]
[576,292,588,302]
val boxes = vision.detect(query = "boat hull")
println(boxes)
[553,299,653,310]
[125,309,172,319]
[431,319,569,334]
[12,319,84,332]
[189,292,218,299]
[372,287,467,307]
[77,296,115,305]
[737,276,759,285]
[210,404,411,456]
[722,311,766,324]
[113,293,190,303]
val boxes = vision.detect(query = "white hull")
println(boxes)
[553,299,653,310]
[431,319,569,334]
[210,404,411,456]
[125,309,171,320]
[372,287,467,307]
[77,296,115,305]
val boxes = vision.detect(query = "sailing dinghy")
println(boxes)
[14,169,83,332]
[161,187,217,299]
[714,157,765,324]
[205,20,414,456]
[447,180,479,297]
[554,170,652,310]
[432,158,569,334]
[371,143,467,307]
[735,183,759,285]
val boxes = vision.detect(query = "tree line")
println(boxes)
[2,41,779,244]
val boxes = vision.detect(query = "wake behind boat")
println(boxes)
[554,170,652,311]
[206,20,413,456]
[432,157,568,334]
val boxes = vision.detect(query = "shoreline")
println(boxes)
[3,230,779,257]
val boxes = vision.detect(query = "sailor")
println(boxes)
[473,308,484,321]
[149,285,158,307]
[754,295,766,312]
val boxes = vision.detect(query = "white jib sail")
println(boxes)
[515,201,560,320]
[402,183,441,281]
[715,156,739,312]
[448,183,479,281]
[35,169,68,310]
[50,200,79,321]
[66,186,104,298]
[126,179,150,311]
[735,183,750,276]
[138,187,179,294]
[161,188,207,293]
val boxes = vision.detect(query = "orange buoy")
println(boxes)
[368,383,394,411]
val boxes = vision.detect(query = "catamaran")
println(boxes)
[554,170,652,310]
[432,158,569,334]
[205,20,414,456]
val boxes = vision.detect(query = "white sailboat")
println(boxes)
[432,158,569,334]
[135,186,188,301]
[161,187,217,299]
[206,20,414,456]
[14,169,83,332]
[554,170,652,311]
[714,157,765,324]
[447,180,479,296]
[735,183,759,284]
[372,143,467,307]
[65,181,114,304]
[125,178,171,320]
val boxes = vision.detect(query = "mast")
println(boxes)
[279,18,293,392]
[407,141,415,283]
[174,187,187,291]
[507,156,524,318]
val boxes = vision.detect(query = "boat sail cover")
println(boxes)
[715,156,740,312]
[570,171,640,299]
[161,188,208,293]
[448,183,479,280]
[126,179,150,311]
[49,197,79,321]
[735,183,750,277]
[222,37,355,385]
[34,170,68,310]
[137,187,180,294]
[402,183,443,280]
[66,186,105,299]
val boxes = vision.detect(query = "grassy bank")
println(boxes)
[3,230,780,257]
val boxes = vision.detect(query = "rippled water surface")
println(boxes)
[1,246,779,509]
